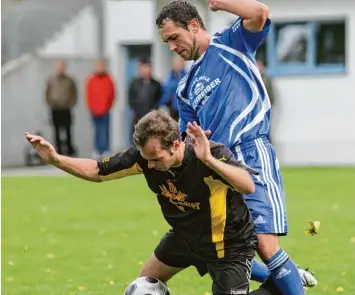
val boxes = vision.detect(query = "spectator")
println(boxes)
[257,59,276,144]
[45,60,77,156]
[257,59,275,106]
[86,58,116,158]
[158,56,187,121]
[128,56,162,137]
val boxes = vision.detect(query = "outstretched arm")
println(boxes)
[25,132,100,182]
[209,0,269,32]
[25,133,142,182]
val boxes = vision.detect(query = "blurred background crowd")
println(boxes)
[2,0,354,168]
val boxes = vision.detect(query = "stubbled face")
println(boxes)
[159,19,199,61]
[139,138,180,171]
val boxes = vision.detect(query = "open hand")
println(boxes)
[186,121,212,163]
[25,132,58,164]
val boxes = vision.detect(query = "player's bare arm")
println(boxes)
[25,132,102,182]
[186,122,255,194]
[209,0,269,32]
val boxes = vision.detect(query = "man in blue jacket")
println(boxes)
[158,56,187,121]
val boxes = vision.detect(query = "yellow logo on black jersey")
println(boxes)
[102,157,110,163]
[218,155,227,162]
[159,180,200,212]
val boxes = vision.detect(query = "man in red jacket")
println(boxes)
[86,59,116,158]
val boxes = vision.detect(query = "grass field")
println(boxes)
[2,167,355,295]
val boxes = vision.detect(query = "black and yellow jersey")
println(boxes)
[97,142,255,259]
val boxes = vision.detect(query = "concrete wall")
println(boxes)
[3,0,354,166]
[1,56,96,167]
[105,0,156,151]
[209,0,355,165]
[39,5,99,57]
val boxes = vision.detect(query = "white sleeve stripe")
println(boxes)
[211,38,271,106]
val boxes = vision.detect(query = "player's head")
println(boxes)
[156,1,206,61]
[133,110,183,171]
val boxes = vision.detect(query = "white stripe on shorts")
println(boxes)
[258,139,285,232]
[255,138,284,233]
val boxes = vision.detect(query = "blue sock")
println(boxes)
[266,249,305,295]
[251,259,269,282]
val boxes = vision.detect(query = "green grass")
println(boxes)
[2,167,355,295]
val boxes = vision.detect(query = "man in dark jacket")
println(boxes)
[128,56,162,137]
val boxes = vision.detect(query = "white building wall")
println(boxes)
[105,0,156,151]
[39,5,99,57]
[209,0,355,165]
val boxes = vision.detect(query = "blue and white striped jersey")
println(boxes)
[177,18,271,148]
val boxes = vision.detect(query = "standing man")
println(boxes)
[128,56,162,137]
[156,1,316,294]
[158,55,187,121]
[256,59,276,144]
[86,59,116,158]
[45,60,77,156]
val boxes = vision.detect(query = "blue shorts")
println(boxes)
[232,137,288,235]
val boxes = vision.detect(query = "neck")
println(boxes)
[173,142,186,167]
[195,31,211,60]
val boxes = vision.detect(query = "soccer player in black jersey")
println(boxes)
[25,110,281,295]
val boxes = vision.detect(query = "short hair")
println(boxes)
[133,109,180,149]
[138,55,151,65]
[156,0,206,31]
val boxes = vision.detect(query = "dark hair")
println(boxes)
[133,109,180,149]
[138,55,151,65]
[156,0,206,30]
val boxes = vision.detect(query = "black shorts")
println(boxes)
[154,231,257,295]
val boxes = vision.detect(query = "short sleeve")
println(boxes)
[97,147,143,181]
[220,17,271,53]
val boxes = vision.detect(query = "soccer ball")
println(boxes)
[124,277,170,295]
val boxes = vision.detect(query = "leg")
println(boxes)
[92,115,101,156]
[64,110,75,156]
[207,259,251,295]
[151,231,208,282]
[96,115,110,155]
[247,139,304,295]
[250,277,282,295]
[251,259,269,283]
[51,110,63,155]
[54,125,62,154]
[139,253,183,282]
[258,234,305,295]
[102,113,110,154]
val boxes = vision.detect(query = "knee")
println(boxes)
[257,234,280,261]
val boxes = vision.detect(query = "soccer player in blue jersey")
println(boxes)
[156,1,317,294]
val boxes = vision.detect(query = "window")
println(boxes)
[257,19,346,76]
[315,22,345,65]
[274,22,308,64]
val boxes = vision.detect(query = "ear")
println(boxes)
[171,140,181,151]
[188,18,200,34]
